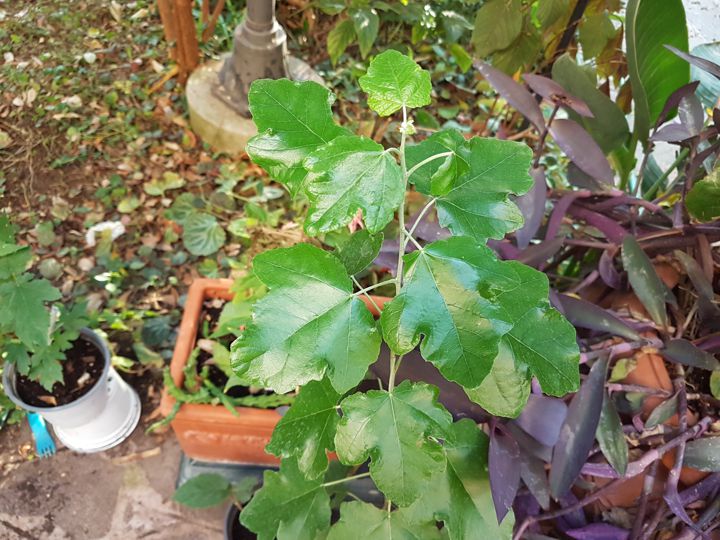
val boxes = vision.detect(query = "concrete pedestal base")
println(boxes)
[186,55,323,155]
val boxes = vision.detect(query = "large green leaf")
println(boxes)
[231,244,380,394]
[182,212,226,256]
[471,0,522,58]
[240,459,330,540]
[247,79,348,197]
[334,381,453,506]
[266,378,340,479]
[358,50,432,116]
[686,168,720,221]
[463,340,530,418]
[0,274,61,349]
[303,136,404,235]
[380,238,516,389]
[405,419,514,540]
[435,138,532,240]
[173,474,231,508]
[552,54,629,153]
[407,134,533,241]
[328,502,441,540]
[492,262,580,397]
[626,0,689,141]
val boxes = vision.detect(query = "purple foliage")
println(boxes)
[475,61,545,130]
[523,73,594,118]
[516,394,568,447]
[515,166,548,249]
[549,119,614,185]
[549,356,608,498]
[566,523,630,540]
[489,426,521,523]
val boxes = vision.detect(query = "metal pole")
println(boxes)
[216,0,289,116]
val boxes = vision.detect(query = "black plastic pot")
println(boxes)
[224,505,255,540]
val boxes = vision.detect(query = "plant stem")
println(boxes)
[388,106,411,395]
[403,229,423,251]
[321,471,372,488]
[405,151,452,179]
[387,354,403,392]
[532,103,560,168]
[352,279,396,297]
[406,197,437,240]
[352,276,382,313]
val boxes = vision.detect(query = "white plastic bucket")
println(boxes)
[2,328,141,453]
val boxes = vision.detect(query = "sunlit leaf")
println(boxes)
[247,80,348,197]
[334,381,452,506]
[304,136,404,235]
[358,50,431,116]
[328,501,441,540]
[231,244,380,394]
[266,378,340,479]
[405,419,514,539]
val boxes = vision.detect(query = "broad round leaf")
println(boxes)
[173,474,231,508]
[266,378,341,479]
[334,381,453,506]
[304,136,404,235]
[247,79,348,197]
[241,459,331,540]
[358,50,431,116]
[231,244,380,394]
[381,238,516,389]
[182,212,226,256]
[328,501,441,540]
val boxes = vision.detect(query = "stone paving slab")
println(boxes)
[0,423,226,540]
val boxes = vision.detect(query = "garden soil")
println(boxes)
[0,377,226,540]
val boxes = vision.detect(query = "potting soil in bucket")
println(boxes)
[3,328,141,453]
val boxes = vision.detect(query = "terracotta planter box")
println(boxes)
[160,277,388,464]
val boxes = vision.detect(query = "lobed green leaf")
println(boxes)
[334,381,452,506]
[231,244,380,394]
[358,50,432,116]
[304,135,404,235]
